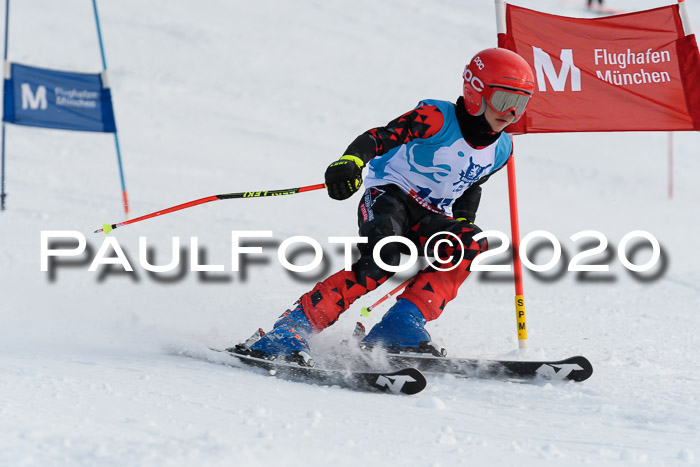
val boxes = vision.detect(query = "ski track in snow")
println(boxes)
[2,0,700,465]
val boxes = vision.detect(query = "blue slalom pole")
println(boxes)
[1,124,6,211]
[92,0,129,215]
[1,0,10,211]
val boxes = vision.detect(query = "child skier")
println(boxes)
[233,48,535,366]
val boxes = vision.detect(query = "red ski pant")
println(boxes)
[298,185,488,332]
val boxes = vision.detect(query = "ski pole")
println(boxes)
[95,182,326,234]
[360,277,413,318]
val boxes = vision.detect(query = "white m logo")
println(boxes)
[532,47,581,92]
[21,83,48,110]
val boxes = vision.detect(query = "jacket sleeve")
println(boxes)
[342,104,445,165]
[451,184,482,223]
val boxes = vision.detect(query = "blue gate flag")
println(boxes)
[3,62,116,133]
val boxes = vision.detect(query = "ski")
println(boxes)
[215,349,427,395]
[376,353,593,382]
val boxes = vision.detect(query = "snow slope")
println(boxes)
[1,0,699,465]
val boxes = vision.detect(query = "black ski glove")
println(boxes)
[324,155,364,200]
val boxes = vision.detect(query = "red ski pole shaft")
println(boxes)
[360,277,413,317]
[95,183,326,234]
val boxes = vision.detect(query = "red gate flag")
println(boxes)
[498,3,700,134]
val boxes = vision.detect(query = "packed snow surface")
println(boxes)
[1,0,699,466]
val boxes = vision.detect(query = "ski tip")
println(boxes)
[360,306,371,317]
[565,355,594,382]
[101,223,113,235]
[374,367,427,395]
[537,355,593,382]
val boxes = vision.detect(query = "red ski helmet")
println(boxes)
[462,48,535,121]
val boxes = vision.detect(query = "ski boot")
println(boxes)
[360,299,446,356]
[231,300,315,367]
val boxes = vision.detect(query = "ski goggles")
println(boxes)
[487,87,531,116]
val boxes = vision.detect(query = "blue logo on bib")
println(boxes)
[453,156,492,186]
[406,144,451,182]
